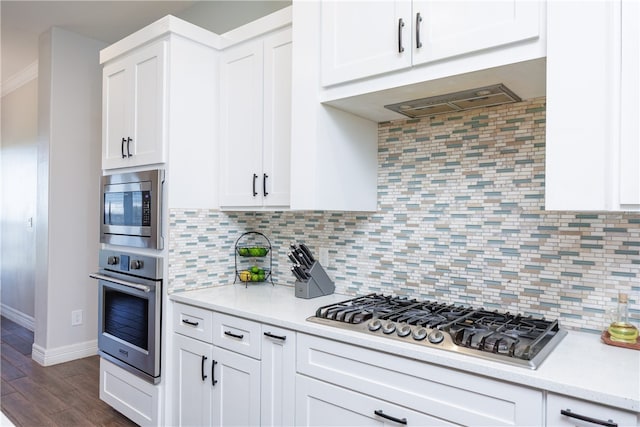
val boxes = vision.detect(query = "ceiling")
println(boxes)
[0,1,199,84]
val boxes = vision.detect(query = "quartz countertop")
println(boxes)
[170,284,640,412]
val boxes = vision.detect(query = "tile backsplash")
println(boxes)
[169,98,640,333]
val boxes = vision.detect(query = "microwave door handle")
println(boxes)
[89,273,151,293]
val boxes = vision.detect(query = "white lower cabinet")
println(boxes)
[172,302,295,427]
[100,358,160,426]
[296,375,457,426]
[171,301,637,426]
[173,335,261,427]
[261,325,296,426]
[296,333,543,426]
[212,346,261,426]
[173,333,213,426]
[546,393,639,427]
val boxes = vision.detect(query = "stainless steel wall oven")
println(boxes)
[100,169,164,249]
[91,249,162,384]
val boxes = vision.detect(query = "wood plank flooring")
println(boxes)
[1,316,138,426]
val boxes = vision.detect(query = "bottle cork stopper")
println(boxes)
[619,293,629,303]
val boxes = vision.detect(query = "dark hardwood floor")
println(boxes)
[1,316,138,426]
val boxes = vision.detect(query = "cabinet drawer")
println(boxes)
[297,333,542,426]
[546,393,638,427]
[213,312,261,359]
[173,302,213,343]
[296,374,457,427]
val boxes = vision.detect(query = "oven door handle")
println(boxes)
[89,273,151,293]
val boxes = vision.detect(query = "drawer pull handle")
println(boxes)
[211,360,218,386]
[201,355,208,381]
[224,330,244,340]
[264,332,286,341]
[374,409,407,425]
[182,318,199,327]
[560,409,617,427]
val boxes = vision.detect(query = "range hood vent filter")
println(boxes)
[384,84,521,118]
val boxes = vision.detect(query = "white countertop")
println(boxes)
[170,284,640,412]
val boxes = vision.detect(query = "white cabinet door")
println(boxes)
[261,325,295,427]
[102,61,129,167]
[128,42,166,166]
[320,0,540,86]
[620,0,640,207]
[296,375,458,426]
[546,0,639,211]
[546,393,638,427]
[172,334,213,427]
[102,40,166,169]
[262,28,292,207]
[219,38,264,207]
[412,1,540,66]
[321,0,412,86]
[211,346,261,427]
[220,27,292,209]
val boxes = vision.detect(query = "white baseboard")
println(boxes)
[0,304,35,331]
[32,339,98,366]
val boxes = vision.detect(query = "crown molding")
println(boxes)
[1,61,38,98]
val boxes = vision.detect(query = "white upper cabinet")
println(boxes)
[321,0,412,86]
[619,0,640,207]
[100,16,219,208]
[219,27,292,209]
[546,0,640,211]
[102,40,166,169]
[413,1,540,66]
[321,0,541,87]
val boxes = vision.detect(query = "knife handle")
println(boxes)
[300,243,316,263]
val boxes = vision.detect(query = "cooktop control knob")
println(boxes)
[368,319,382,332]
[413,328,428,341]
[397,325,411,337]
[381,322,396,334]
[107,256,119,265]
[130,259,144,270]
[427,329,445,344]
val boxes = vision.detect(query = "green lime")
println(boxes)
[251,273,259,282]
[250,266,260,274]
[258,273,265,281]
[238,248,249,256]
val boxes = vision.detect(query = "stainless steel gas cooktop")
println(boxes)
[307,293,567,369]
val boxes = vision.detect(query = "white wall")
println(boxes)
[0,78,38,328]
[177,0,290,34]
[34,27,106,365]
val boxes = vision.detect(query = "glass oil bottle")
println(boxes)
[608,293,639,343]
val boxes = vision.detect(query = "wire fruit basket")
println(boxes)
[234,231,273,286]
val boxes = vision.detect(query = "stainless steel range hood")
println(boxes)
[384,84,521,118]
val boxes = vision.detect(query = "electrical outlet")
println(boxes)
[319,247,329,267]
[71,309,83,326]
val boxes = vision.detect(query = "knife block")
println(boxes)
[294,262,335,299]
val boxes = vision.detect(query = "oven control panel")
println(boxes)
[99,249,162,280]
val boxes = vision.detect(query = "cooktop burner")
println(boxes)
[307,293,567,369]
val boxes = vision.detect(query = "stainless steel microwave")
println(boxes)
[100,169,164,249]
